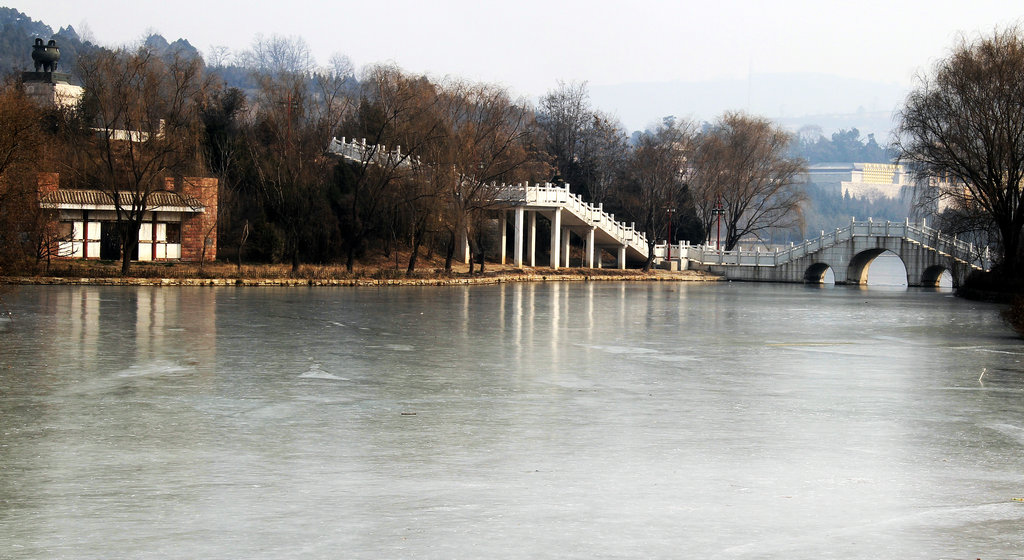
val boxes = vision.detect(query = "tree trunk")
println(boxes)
[444,230,455,273]
[237,220,249,272]
[119,222,135,276]
[407,228,423,274]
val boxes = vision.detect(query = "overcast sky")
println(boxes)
[13,1,1024,129]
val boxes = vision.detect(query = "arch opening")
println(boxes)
[922,265,953,288]
[804,262,834,284]
[849,249,908,286]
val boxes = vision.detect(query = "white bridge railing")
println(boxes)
[670,218,990,271]
[496,183,649,255]
[329,137,650,258]
[328,137,421,168]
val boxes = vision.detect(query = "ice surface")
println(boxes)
[0,282,1021,559]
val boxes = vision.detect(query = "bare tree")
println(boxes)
[338,64,446,272]
[206,45,232,68]
[238,34,315,76]
[243,62,350,272]
[690,112,806,251]
[537,81,591,184]
[537,82,630,206]
[620,120,694,271]
[436,80,546,273]
[896,27,1024,277]
[66,47,207,275]
[0,81,49,271]
[580,112,629,206]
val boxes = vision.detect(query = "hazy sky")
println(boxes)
[13,1,1024,127]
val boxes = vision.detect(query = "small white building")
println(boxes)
[37,174,219,262]
[840,163,914,202]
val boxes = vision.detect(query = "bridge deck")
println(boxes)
[677,219,987,272]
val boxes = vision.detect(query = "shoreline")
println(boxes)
[1,269,722,287]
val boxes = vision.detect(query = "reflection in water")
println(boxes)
[0,283,1021,558]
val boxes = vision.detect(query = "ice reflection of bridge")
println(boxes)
[670,219,990,287]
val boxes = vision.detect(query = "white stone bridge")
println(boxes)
[329,137,651,269]
[671,219,991,287]
[493,183,650,269]
[328,138,992,282]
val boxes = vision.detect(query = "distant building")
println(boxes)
[840,163,914,203]
[804,163,856,195]
[804,162,914,202]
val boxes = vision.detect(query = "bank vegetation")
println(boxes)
[0,32,811,279]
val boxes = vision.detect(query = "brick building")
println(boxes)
[38,173,218,262]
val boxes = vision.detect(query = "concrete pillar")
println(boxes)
[550,208,562,269]
[597,248,603,269]
[618,245,627,270]
[586,227,595,268]
[561,227,571,268]
[528,211,536,267]
[499,211,507,264]
[513,207,524,267]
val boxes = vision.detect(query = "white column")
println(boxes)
[499,210,507,265]
[561,227,571,267]
[618,245,627,270]
[528,211,537,267]
[550,208,562,269]
[586,227,595,268]
[597,248,604,269]
[514,207,524,267]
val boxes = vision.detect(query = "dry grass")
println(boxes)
[8,253,667,282]
[0,247,721,286]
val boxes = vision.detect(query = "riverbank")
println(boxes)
[0,261,721,287]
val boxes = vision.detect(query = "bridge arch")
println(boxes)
[847,249,908,285]
[921,265,952,287]
[804,262,833,284]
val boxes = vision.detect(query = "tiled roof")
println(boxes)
[40,189,205,211]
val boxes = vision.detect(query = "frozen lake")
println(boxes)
[1,281,1022,558]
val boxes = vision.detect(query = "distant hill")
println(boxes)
[0,7,106,84]
[0,6,202,84]
[590,73,908,140]
[0,7,57,74]
[143,33,201,61]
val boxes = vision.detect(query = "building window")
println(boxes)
[58,221,74,240]
[166,222,181,244]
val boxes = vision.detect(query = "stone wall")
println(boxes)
[175,177,218,262]
[36,172,61,257]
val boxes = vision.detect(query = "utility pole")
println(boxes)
[713,196,725,251]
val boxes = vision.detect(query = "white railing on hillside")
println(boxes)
[328,137,420,168]
[671,218,990,271]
